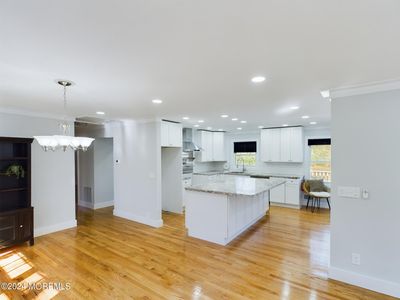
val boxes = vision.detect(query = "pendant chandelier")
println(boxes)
[34,80,95,152]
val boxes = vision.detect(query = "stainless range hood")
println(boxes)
[183,128,202,152]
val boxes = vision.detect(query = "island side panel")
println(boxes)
[226,191,270,244]
[185,190,228,245]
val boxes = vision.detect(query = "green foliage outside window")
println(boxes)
[310,145,331,182]
[235,153,256,166]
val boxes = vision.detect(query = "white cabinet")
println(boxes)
[161,121,182,147]
[289,127,303,162]
[269,178,301,208]
[270,183,285,203]
[285,179,301,206]
[197,131,226,162]
[212,132,225,161]
[260,127,303,162]
[260,128,281,162]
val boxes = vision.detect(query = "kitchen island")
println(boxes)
[185,175,285,245]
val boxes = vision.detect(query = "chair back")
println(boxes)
[301,180,310,194]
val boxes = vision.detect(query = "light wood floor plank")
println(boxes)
[0,206,395,299]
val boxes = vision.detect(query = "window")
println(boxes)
[309,139,331,182]
[234,141,256,166]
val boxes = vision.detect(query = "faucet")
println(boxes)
[236,157,245,173]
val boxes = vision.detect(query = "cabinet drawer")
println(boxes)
[0,214,18,246]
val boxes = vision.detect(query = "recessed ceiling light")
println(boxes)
[301,115,310,119]
[207,127,212,130]
[182,117,189,120]
[240,120,247,124]
[96,111,105,115]
[198,120,204,123]
[218,129,224,131]
[320,90,330,98]
[237,127,242,130]
[221,114,229,118]
[231,118,238,121]
[282,124,289,127]
[251,76,266,83]
[258,126,264,129]
[310,121,317,125]
[152,99,163,104]
[290,106,299,110]
[194,124,199,127]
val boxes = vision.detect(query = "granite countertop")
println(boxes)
[193,171,301,180]
[185,176,286,196]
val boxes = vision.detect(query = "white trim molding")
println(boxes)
[329,78,400,99]
[0,107,75,122]
[34,220,77,237]
[78,201,94,209]
[113,209,163,228]
[329,267,400,298]
[78,200,114,210]
[94,201,114,209]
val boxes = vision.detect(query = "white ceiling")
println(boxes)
[1,0,400,131]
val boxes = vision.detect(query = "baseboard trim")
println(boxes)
[35,219,77,237]
[270,202,301,209]
[113,209,163,228]
[329,267,400,298]
[78,201,93,209]
[94,201,114,209]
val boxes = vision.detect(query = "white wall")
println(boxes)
[77,145,94,206]
[330,90,400,297]
[94,138,114,208]
[0,112,76,236]
[161,147,183,214]
[110,120,163,227]
[225,127,330,177]
[78,138,114,209]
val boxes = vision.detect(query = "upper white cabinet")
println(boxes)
[260,127,303,162]
[260,128,281,162]
[161,121,182,147]
[197,130,226,162]
[288,127,303,162]
[212,132,226,161]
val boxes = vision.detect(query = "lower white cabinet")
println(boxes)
[285,180,301,205]
[270,183,285,203]
[269,178,301,208]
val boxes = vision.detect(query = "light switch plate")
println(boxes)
[338,186,361,198]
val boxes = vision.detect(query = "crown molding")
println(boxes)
[0,107,75,122]
[330,78,400,99]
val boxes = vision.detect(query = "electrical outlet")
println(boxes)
[352,253,361,265]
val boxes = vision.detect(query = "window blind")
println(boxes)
[234,141,257,153]
[308,138,331,146]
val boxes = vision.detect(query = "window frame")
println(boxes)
[309,143,331,183]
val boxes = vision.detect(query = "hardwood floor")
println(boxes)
[0,206,394,299]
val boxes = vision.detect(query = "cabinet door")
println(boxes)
[285,182,300,205]
[289,127,303,162]
[0,212,18,247]
[280,128,291,162]
[161,121,169,147]
[212,132,225,161]
[270,183,285,203]
[18,208,33,242]
[270,129,281,162]
[198,131,213,162]
[260,129,270,162]
[168,123,182,147]
[261,129,280,162]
